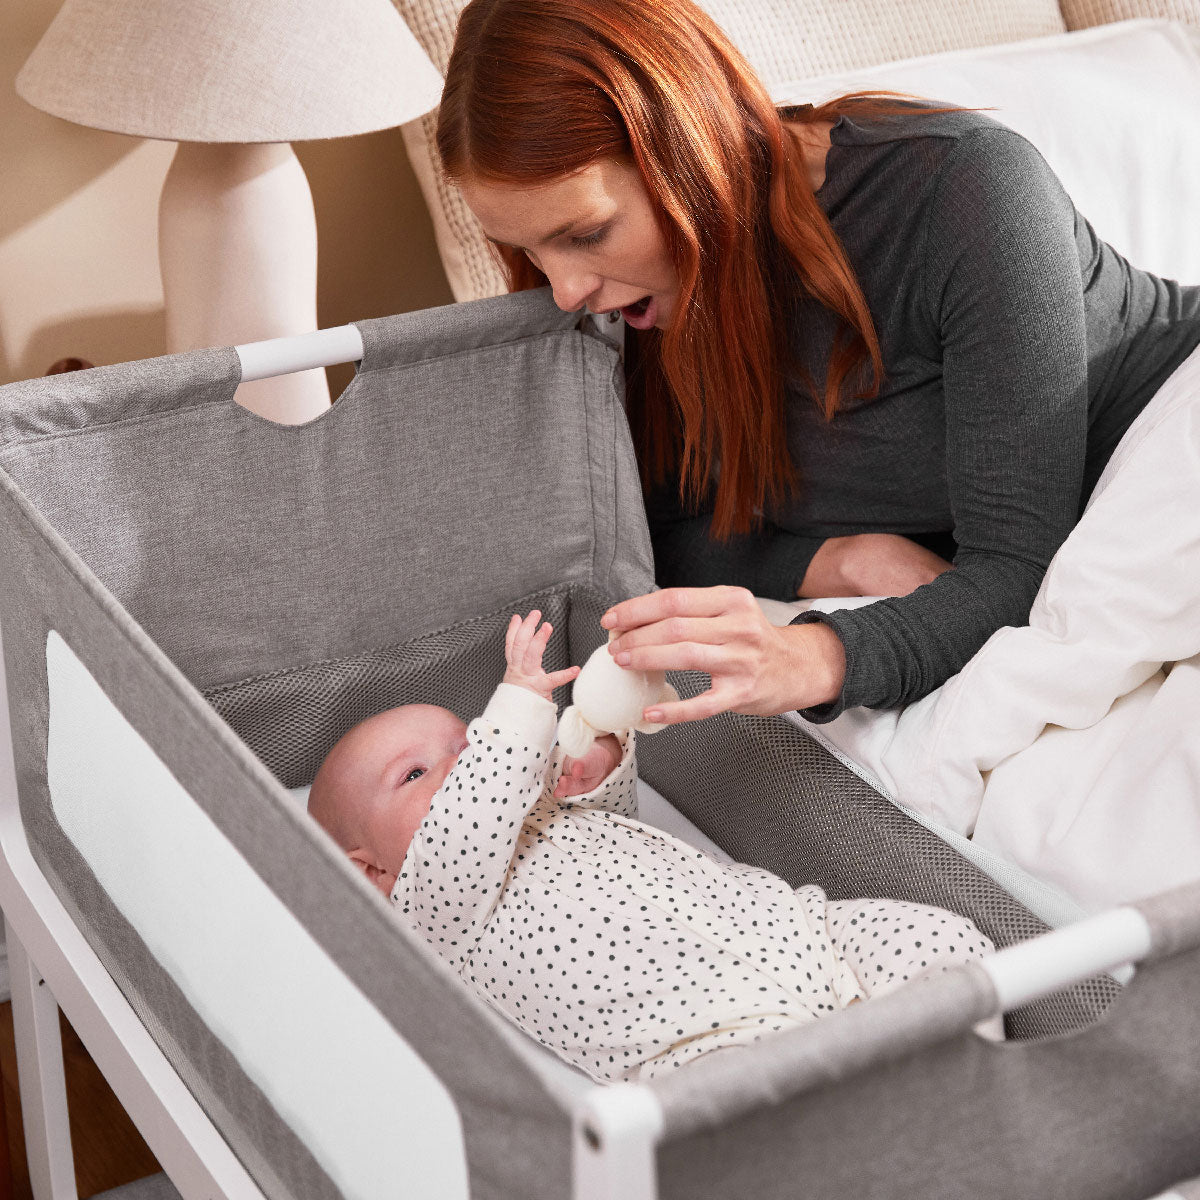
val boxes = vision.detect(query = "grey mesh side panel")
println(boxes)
[0,475,577,1200]
[206,586,577,788]
[636,675,1119,1038]
[651,946,1200,1200]
[0,290,650,692]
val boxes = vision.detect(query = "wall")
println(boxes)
[0,0,457,1001]
[0,0,454,399]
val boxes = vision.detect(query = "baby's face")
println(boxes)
[309,704,468,895]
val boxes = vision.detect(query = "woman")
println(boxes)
[436,0,1200,727]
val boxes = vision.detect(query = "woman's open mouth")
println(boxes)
[620,295,658,331]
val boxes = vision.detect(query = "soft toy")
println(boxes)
[556,631,680,758]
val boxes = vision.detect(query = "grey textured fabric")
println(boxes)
[1137,879,1200,960]
[0,470,584,1200]
[0,289,648,692]
[0,290,652,1200]
[635,684,1119,1040]
[91,1173,181,1200]
[650,946,1200,1200]
[0,287,1195,1200]
[0,475,344,1200]
[653,960,1000,1136]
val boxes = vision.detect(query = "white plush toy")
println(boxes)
[556,631,680,759]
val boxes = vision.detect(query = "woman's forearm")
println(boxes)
[799,533,953,599]
[774,620,846,710]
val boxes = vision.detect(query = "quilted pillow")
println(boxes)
[1062,0,1199,27]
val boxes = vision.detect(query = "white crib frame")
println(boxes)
[0,613,265,1200]
[0,326,1169,1200]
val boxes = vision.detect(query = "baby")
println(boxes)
[309,611,995,1081]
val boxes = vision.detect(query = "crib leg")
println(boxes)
[6,921,78,1200]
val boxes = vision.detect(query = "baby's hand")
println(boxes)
[503,610,580,701]
[555,734,622,798]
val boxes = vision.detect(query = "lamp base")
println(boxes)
[158,142,330,424]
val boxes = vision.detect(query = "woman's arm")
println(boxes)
[609,128,1089,723]
[800,533,952,598]
[649,480,950,599]
[794,127,1088,718]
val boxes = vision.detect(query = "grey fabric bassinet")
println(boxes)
[0,288,1198,1200]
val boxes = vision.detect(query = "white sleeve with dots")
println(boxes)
[549,731,639,819]
[391,683,558,968]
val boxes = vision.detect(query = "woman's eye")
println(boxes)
[571,226,608,248]
[403,767,426,784]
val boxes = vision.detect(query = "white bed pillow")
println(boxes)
[774,18,1200,285]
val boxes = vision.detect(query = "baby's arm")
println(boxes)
[392,682,557,965]
[392,611,577,965]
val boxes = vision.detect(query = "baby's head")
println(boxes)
[308,703,468,896]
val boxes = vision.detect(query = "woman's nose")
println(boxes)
[544,259,600,314]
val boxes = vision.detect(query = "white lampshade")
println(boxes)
[17,0,443,142]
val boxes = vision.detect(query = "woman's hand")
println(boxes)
[601,586,846,724]
[799,533,952,599]
[554,734,622,798]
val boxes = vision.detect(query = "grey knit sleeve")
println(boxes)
[795,128,1089,720]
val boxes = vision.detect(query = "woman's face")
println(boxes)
[460,157,679,331]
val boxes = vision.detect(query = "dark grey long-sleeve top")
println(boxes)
[646,104,1200,721]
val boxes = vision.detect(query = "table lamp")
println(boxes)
[17,0,442,423]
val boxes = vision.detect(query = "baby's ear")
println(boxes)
[347,849,395,896]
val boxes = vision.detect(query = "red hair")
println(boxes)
[437,0,936,538]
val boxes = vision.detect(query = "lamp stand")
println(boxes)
[158,142,331,424]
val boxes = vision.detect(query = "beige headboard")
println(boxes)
[391,0,1196,303]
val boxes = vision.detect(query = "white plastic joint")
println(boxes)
[981,906,1153,1012]
[572,1082,663,1200]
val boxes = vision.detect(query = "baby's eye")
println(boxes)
[403,767,426,784]
[571,226,608,248]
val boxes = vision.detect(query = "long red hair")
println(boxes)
[437,0,929,538]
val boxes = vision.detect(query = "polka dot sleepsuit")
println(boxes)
[391,682,993,1081]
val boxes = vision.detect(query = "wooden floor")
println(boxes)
[0,1000,161,1200]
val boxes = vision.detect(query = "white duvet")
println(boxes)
[779,341,1200,916]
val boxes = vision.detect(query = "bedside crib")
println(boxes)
[0,288,1197,1200]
